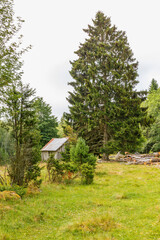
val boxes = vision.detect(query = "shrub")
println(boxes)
[47,154,64,182]
[70,137,97,184]
[87,153,97,168]
[81,163,94,184]
[70,137,96,167]
[47,138,96,184]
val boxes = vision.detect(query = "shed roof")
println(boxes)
[41,137,68,152]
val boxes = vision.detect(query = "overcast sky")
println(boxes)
[14,0,160,120]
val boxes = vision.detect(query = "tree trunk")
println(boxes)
[102,119,109,161]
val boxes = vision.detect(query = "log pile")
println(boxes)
[112,152,160,165]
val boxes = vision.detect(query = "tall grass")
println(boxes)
[0,163,160,239]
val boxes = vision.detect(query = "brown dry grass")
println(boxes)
[67,214,117,233]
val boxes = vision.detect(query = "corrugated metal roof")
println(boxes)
[41,138,68,152]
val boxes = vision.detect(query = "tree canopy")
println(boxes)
[148,78,159,93]
[35,97,58,147]
[141,87,160,152]
[1,80,41,185]
[0,0,30,88]
[66,11,146,158]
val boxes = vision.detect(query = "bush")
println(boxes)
[81,163,94,184]
[47,138,97,185]
[70,137,97,184]
[87,153,97,168]
[70,138,96,167]
[47,154,64,182]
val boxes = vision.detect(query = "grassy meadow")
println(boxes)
[0,162,160,239]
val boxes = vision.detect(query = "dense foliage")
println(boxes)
[0,0,30,88]
[35,97,58,147]
[1,81,41,186]
[148,78,158,93]
[0,123,14,164]
[66,11,146,159]
[70,137,96,169]
[47,137,96,184]
[47,154,65,183]
[0,0,42,186]
[141,84,160,153]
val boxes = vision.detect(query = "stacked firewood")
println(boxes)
[113,152,160,165]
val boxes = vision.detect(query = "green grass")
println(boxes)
[1,163,160,239]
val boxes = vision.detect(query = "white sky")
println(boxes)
[14,0,160,120]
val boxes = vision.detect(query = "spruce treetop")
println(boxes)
[149,78,159,93]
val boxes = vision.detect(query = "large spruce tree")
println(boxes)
[66,11,146,159]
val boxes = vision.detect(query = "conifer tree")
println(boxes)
[35,97,58,147]
[66,11,146,159]
[149,78,159,93]
[1,81,41,186]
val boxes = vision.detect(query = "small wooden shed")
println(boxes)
[41,137,69,161]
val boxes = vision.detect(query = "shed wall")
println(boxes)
[41,145,66,161]
[41,152,49,161]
